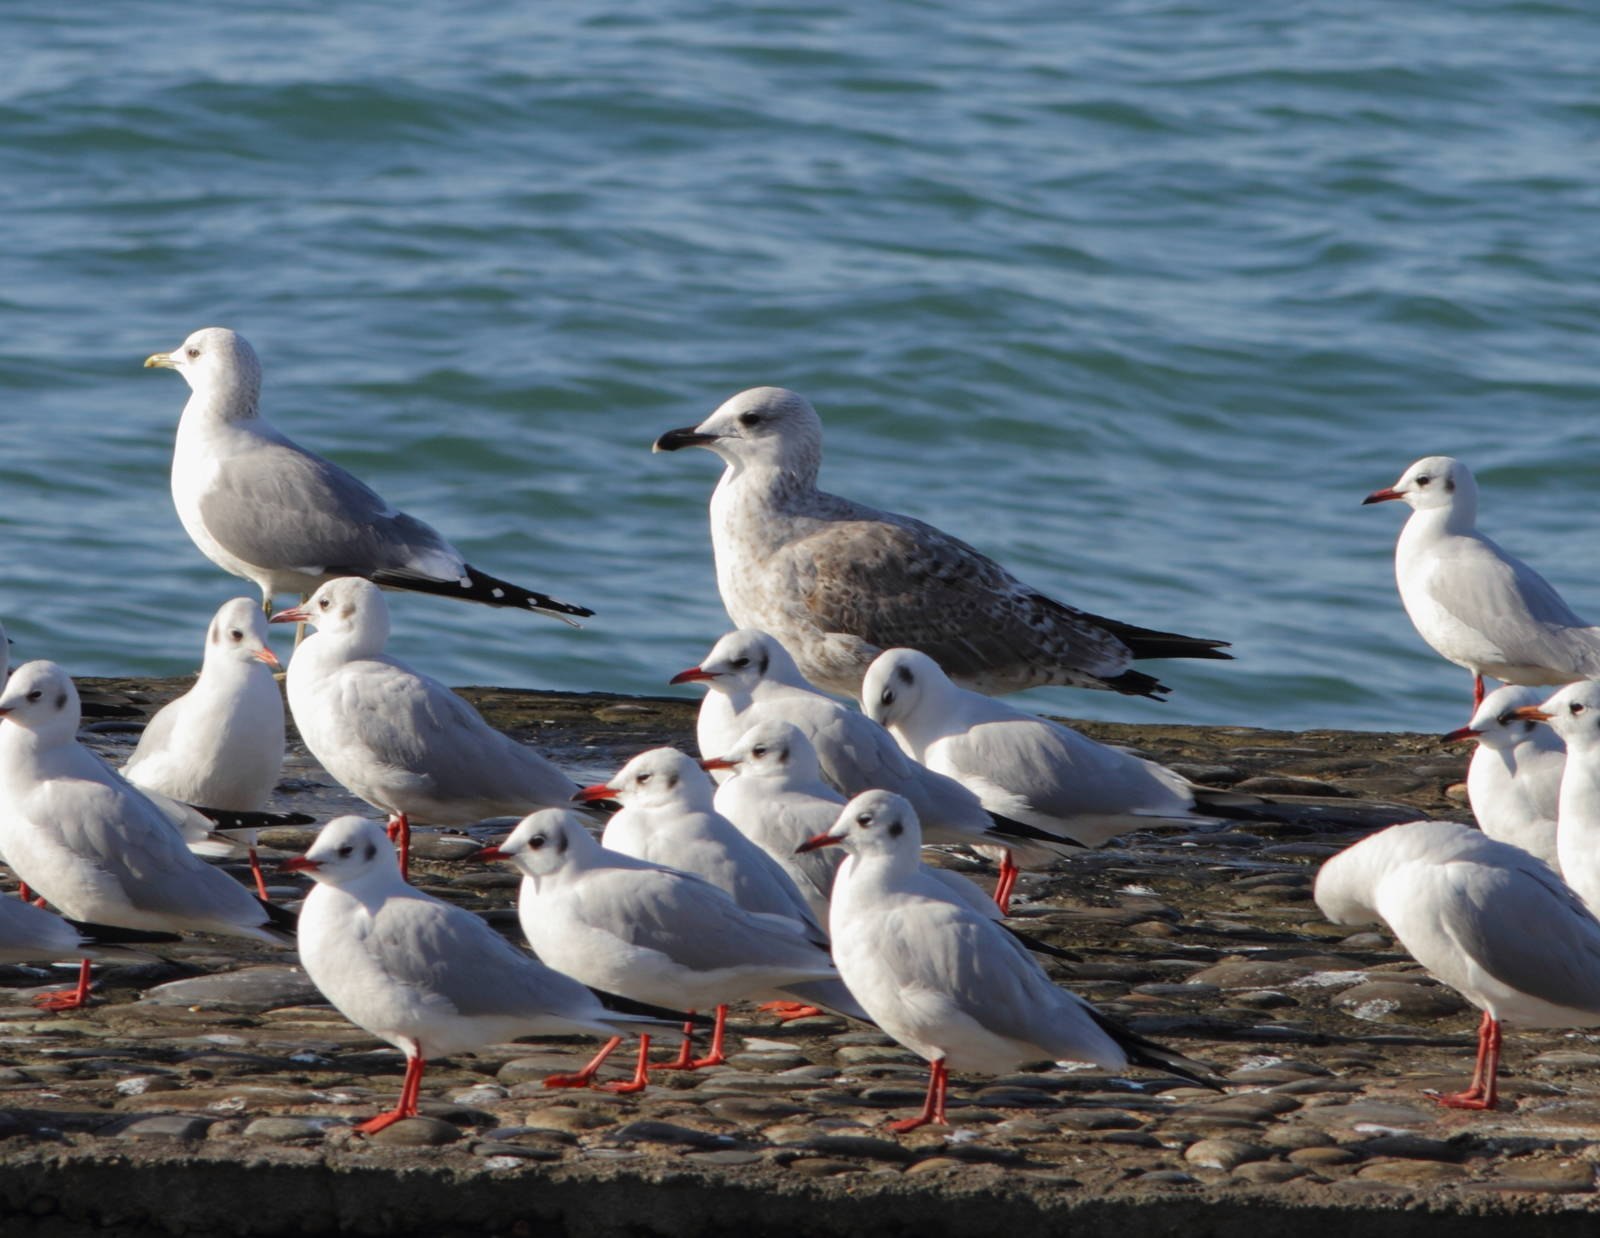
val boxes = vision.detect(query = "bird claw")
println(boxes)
[31,989,90,1012]
[352,1110,410,1135]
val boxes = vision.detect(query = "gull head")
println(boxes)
[204,597,280,671]
[1442,683,1557,751]
[144,327,262,416]
[862,647,949,729]
[653,387,823,478]
[1363,456,1475,516]
[586,747,714,812]
[282,815,398,886]
[271,577,390,656]
[798,789,923,859]
[478,808,592,879]
[709,719,823,784]
[681,629,806,695]
[0,660,81,743]
[1521,681,1600,752]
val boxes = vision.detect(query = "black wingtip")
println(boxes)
[191,805,317,830]
[258,899,298,936]
[1089,1007,1226,1090]
[591,987,714,1027]
[986,812,1084,848]
[367,565,594,625]
[64,920,183,947]
[1102,669,1171,699]
[1000,923,1080,962]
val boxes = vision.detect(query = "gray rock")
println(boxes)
[605,1120,739,1150]
[1334,979,1467,1021]
[116,1115,215,1140]
[242,1117,339,1143]
[1183,1138,1269,1171]
[139,966,320,1014]
[367,1117,461,1147]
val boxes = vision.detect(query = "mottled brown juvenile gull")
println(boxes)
[145,327,592,623]
[653,387,1229,699]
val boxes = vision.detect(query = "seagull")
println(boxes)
[581,747,824,936]
[1505,682,1600,918]
[144,327,592,623]
[272,577,581,879]
[0,896,179,1010]
[479,809,858,1080]
[1315,817,1600,1110]
[862,647,1261,873]
[653,386,1229,700]
[672,629,1081,911]
[0,661,296,1009]
[1441,684,1564,870]
[286,816,691,1129]
[123,598,288,897]
[1364,455,1600,708]
[798,790,1219,1132]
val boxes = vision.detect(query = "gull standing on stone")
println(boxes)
[1315,818,1600,1110]
[672,629,1080,911]
[123,598,288,897]
[0,662,296,1009]
[1441,684,1564,870]
[0,896,178,967]
[145,327,591,622]
[1504,682,1600,917]
[653,387,1229,700]
[287,816,689,1130]
[273,577,581,879]
[799,791,1218,1132]
[479,809,857,1084]
[1364,455,1600,708]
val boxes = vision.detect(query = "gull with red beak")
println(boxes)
[477,809,856,1083]
[286,815,688,1131]
[652,386,1229,700]
[1440,684,1564,870]
[1316,817,1600,1111]
[272,577,582,880]
[123,598,291,897]
[1508,681,1600,916]
[670,629,1083,913]
[144,326,591,623]
[1363,455,1600,709]
[0,661,296,1009]
[798,790,1220,1133]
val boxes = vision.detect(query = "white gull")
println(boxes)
[1441,684,1563,870]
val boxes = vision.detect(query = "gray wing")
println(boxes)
[198,436,463,581]
[1428,535,1600,669]
[571,868,832,975]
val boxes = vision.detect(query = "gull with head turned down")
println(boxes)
[1440,684,1564,871]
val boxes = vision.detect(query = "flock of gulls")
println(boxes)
[6,327,1600,1136]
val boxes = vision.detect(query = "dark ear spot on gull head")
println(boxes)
[54,693,67,710]
[887,821,903,838]
[556,828,569,855]
[363,842,376,861]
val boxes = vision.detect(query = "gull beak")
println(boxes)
[1362,486,1403,505]
[652,426,721,453]
[472,846,510,862]
[143,352,176,370]
[1507,705,1553,723]
[280,856,320,873]
[573,784,619,804]
[252,647,282,669]
[1440,725,1481,743]
[795,832,843,854]
[699,756,737,772]
[670,666,718,685]
[269,605,310,625]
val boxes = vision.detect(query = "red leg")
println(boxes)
[386,813,411,882]
[33,958,93,1012]
[656,1017,699,1071]
[354,1053,425,1134]
[543,1036,621,1089]
[1472,674,1485,710]
[759,1000,824,1021]
[599,1034,651,1094]
[691,1005,728,1068]
[1435,1011,1499,1110]
[247,845,269,901]
[993,853,1018,914]
[17,882,45,908]
[888,1059,949,1133]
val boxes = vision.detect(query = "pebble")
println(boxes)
[138,967,319,1014]
[367,1117,461,1147]
[1288,1146,1362,1168]
[1334,980,1467,1021]
[605,1120,740,1150]
[1183,1138,1268,1171]
[243,1117,338,1144]
[523,1107,619,1134]
[115,1115,215,1140]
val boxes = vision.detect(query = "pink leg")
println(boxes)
[355,1053,425,1134]
[1435,1011,1500,1110]
[691,1005,728,1069]
[386,813,411,882]
[599,1034,651,1094]
[1473,674,1485,710]
[33,959,93,1012]
[758,1000,824,1021]
[888,1058,949,1133]
[544,1036,622,1089]
[993,853,1018,914]
[247,845,269,901]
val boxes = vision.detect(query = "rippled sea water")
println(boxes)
[4,1,1599,732]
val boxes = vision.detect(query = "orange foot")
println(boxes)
[759,1001,823,1022]
[542,1072,597,1090]
[353,1110,410,1135]
[1433,1090,1494,1110]
[32,989,91,1012]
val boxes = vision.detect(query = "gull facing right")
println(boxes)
[1364,455,1600,707]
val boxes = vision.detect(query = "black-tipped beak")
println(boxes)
[653,426,721,453]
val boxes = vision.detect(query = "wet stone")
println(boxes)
[406,835,484,861]
[243,1117,339,1144]
[1184,1138,1269,1171]
[606,1120,740,1150]
[522,1107,619,1134]
[138,966,319,1014]
[471,1141,561,1162]
[686,1149,763,1167]
[116,1115,215,1141]
[1334,980,1467,1021]
[703,1097,809,1124]
[1288,1145,1362,1168]
[1233,1161,1306,1185]
[1354,1134,1464,1162]
[786,1157,863,1178]
[1356,1159,1470,1187]
[787,1134,916,1164]
[367,1117,461,1147]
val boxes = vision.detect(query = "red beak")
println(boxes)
[280,856,320,873]
[795,832,841,854]
[1440,726,1482,743]
[670,666,718,685]
[573,784,619,804]
[699,756,737,772]
[253,647,282,669]
[269,606,310,624]
[1506,705,1553,723]
[1362,487,1403,505]
[473,846,509,862]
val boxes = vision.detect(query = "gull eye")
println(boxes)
[1572,703,1586,716]
[336,844,353,859]
[529,835,546,851]
[751,746,767,759]
[186,346,200,359]
[229,629,243,641]
[636,772,651,784]
[1416,475,1431,487]
[319,596,331,609]
[24,689,41,703]
[856,813,872,828]
[880,688,895,707]
[731,657,750,669]
[737,411,762,428]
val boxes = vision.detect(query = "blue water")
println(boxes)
[4,1,1600,732]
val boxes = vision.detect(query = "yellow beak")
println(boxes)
[143,352,175,369]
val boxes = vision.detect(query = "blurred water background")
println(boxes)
[3,1,1598,732]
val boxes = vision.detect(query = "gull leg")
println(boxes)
[993,853,1019,914]
[33,959,94,1012]
[1472,674,1485,710]
[599,1034,651,1094]
[691,1005,728,1069]
[386,813,412,882]
[758,1000,823,1021]
[656,1016,699,1071]
[888,1058,949,1133]
[17,882,46,908]
[1435,1011,1498,1109]
[543,1036,621,1089]
[355,1053,426,1134]
[247,844,269,900]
